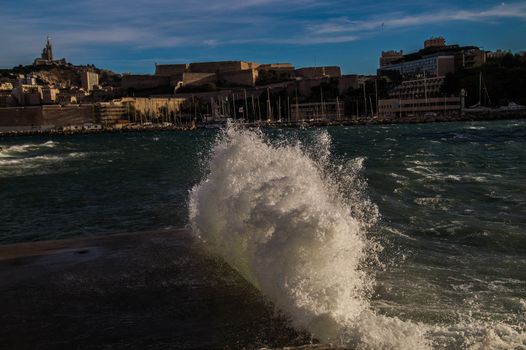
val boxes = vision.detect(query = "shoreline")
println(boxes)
[1,111,525,138]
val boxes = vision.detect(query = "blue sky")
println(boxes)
[1,0,525,74]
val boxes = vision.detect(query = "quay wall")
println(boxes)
[0,107,43,126]
[0,105,95,129]
[42,105,95,126]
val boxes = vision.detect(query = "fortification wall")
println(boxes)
[122,75,171,90]
[0,107,43,126]
[338,75,360,94]
[189,61,244,73]
[0,105,94,127]
[183,73,218,86]
[295,66,342,78]
[219,69,258,87]
[42,105,95,126]
[258,63,295,71]
[155,64,189,76]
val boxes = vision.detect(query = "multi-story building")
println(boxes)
[290,100,345,121]
[378,96,461,118]
[42,87,60,104]
[424,37,446,49]
[0,92,15,107]
[380,55,455,78]
[379,37,486,78]
[94,102,126,125]
[0,82,14,91]
[11,84,43,106]
[81,71,99,92]
[388,76,446,100]
[486,49,512,59]
[120,97,187,123]
[380,50,404,67]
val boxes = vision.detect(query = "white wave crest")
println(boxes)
[188,125,429,348]
[0,140,57,157]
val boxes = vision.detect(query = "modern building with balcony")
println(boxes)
[379,37,486,79]
[378,96,461,118]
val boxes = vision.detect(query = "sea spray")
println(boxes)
[188,125,429,348]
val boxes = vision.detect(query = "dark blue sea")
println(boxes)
[1,119,525,348]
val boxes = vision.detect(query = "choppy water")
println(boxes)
[1,120,525,348]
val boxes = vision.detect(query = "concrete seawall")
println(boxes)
[0,105,95,130]
[0,230,320,349]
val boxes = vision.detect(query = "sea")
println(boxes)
[1,119,525,349]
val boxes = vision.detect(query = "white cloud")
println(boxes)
[1,0,525,69]
[308,2,526,35]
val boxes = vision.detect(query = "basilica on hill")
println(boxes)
[33,36,67,66]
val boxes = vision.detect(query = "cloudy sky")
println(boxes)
[1,0,525,74]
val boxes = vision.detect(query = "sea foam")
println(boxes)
[188,125,429,348]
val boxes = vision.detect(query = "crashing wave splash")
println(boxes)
[188,125,525,349]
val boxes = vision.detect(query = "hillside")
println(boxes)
[0,64,121,88]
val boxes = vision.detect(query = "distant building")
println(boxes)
[380,55,455,78]
[424,37,446,49]
[290,100,345,121]
[0,82,14,91]
[120,97,186,123]
[486,49,512,59]
[94,102,126,125]
[295,66,341,79]
[81,71,99,92]
[153,61,262,89]
[219,69,259,87]
[42,87,60,104]
[257,63,295,72]
[380,50,404,67]
[0,92,15,107]
[155,64,189,76]
[388,76,447,100]
[379,37,486,78]
[378,96,461,118]
[188,61,259,74]
[92,86,122,102]
[122,75,171,91]
[33,36,67,66]
[12,81,43,106]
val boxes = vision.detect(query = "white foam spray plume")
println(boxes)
[189,125,428,348]
[188,125,525,349]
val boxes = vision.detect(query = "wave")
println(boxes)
[188,125,525,349]
[188,125,428,348]
[465,126,486,130]
[0,152,85,165]
[0,140,58,157]
[0,151,86,177]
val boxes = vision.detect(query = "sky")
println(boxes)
[1,0,525,74]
